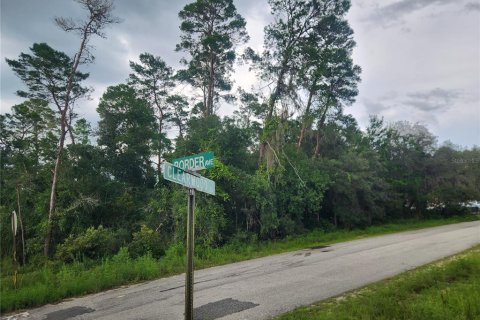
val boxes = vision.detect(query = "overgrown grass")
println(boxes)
[0,248,159,311]
[275,244,480,320]
[1,215,478,314]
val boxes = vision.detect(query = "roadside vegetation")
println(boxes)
[275,244,480,320]
[1,0,479,315]
[1,215,478,313]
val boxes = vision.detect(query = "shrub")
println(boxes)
[195,199,226,247]
[127,225,165,259]
[55,226,119,262]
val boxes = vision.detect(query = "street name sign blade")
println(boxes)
[163,162,215,195]
[172,151,214,172]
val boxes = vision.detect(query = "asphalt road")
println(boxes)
[3,221,479,320]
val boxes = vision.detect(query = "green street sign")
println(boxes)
[163,162,215,195]
[172,151,214,172]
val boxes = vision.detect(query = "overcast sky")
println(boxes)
[1,0,479,147]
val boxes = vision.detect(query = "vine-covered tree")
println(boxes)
[245,0,358,166]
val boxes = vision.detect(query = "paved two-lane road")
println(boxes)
[3,221,479,320]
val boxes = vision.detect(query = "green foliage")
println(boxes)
[127,225,165,259]
[5,43,89,105]
[322,151,389,228]
[167,94,189,138]
[195,198,227,246]
[0,99,58,259]
[129,52,175,174]
[97,84,156,186]
[55,226,120,262]
[73,118,91,145]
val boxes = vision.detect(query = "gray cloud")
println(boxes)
[363,99,391,114]
[405,88,462,111]
[364,0,457,27]
[364,88,465,115]
[465,2,480,11]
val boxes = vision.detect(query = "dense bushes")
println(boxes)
[127,225,165,259]
[55,226,121,262]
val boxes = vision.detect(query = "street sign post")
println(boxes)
[185,188,195,320]
[162,152,215,320]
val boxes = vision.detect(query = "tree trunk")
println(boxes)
[206,53,215,117]
[157,115,163,179]
[313,100,330,157]
[297,81,316,148]
[179,125,184,138]
[68,109,76,146]
[152,87,164,180]
[44,23,91,257]
[298,126,307,149]
[16,186,26,265]
[314,129,321,156]
[202,85,207,117]
[44,111,67,256]
[259,68,286,164]
[266,72,284,121]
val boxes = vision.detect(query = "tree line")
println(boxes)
[1,0,479,264]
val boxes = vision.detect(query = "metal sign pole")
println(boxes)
[185,188,195,320]
[162,153,215,319]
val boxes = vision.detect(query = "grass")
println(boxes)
[1,215,478,314]
[275,244,480,320]
[0,248,159,311]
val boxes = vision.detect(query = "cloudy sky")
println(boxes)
[1,0,479,147]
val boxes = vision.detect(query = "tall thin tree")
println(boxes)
[176,0,248,117]
[129,53,174,177]
[6,0,119,256]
